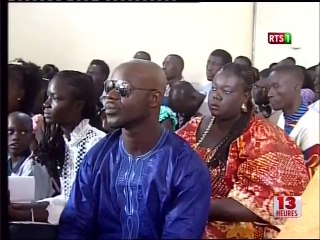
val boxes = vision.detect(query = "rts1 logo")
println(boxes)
[273,196,302,218]
[268,32,292,44]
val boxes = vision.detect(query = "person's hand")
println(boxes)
[32,114,44,143]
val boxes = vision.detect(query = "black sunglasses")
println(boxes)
[104,80,157,98]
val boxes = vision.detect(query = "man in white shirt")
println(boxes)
[268,65,319,177]
[309,99,319,113]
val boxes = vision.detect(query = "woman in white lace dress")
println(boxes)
[8,71,106,228]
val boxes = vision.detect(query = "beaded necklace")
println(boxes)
[195,117,229,167]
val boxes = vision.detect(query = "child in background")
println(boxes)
[8,112,34,176]
[8,111,54,200]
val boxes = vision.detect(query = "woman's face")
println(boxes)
[43,77,83,127]
[208,71,248,120]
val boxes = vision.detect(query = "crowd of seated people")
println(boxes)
[6,49,319,239]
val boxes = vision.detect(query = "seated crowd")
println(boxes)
[7,49,319,239]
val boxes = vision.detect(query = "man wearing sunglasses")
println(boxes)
[59,60,211,239]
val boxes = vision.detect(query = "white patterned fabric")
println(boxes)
[62,122,105,200]
[39,119,106,225]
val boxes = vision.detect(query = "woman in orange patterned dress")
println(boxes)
[176,63,310,239]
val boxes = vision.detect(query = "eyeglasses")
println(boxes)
[104,80,157,98]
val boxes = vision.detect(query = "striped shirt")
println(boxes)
[284,104,309,135]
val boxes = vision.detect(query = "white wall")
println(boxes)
[9,3,319,85]
[254,2,320,70]
[8,2,253,88]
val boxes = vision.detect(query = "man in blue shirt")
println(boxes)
[59,60,211,239]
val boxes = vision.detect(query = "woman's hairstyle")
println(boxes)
[35,70,97,178]
[8,58,42,113]
[35,125,65,179]
[208,63,255,175]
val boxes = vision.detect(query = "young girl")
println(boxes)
[9,71,106,228]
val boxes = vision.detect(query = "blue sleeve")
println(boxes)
[162,149,211,239]
[58,154,97,240]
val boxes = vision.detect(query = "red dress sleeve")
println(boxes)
[176,117,204,145]
[226,118,310,226]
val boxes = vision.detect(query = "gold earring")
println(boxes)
[241,103,247,113]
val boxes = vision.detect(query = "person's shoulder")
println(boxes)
[294,108,320,134]
[166,131,191,147]
[177,116,203,132]
[21,155,34,168]
[309,100,319,110]
[245,116,289,141]
[160,105,175,117]
[161,105,173,112]
[188,116,204,127]
[84,129,121,164]
[304,107,319,119]
[248,116,274,130]
[16,154,35,176]
[88,129,120,151]
[165,132,205,166]
[268,110,282,122]
[243,116,300,151]
[91,124,107,135]
[86,124,107,140]
[299,108,319,137]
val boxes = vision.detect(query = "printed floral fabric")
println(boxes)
[177,116,310,239]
